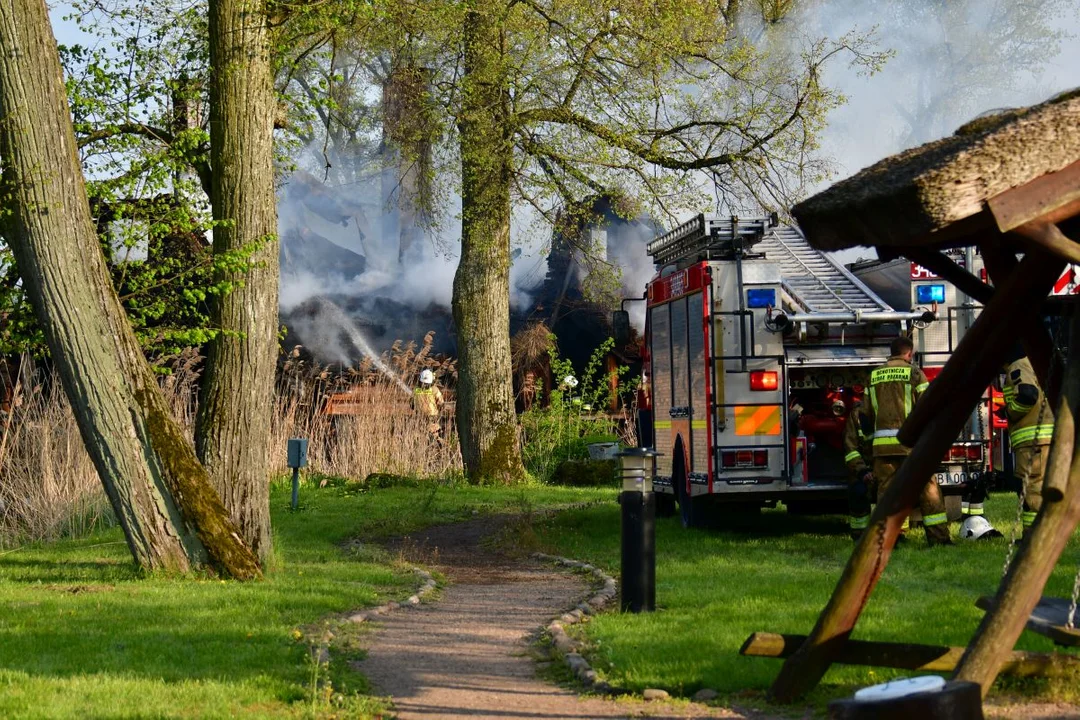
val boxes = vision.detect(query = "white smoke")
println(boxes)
[798,0,1080,261]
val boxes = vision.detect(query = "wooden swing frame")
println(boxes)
[756,90,1080,703]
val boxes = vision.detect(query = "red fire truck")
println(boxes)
[632,215,943,528]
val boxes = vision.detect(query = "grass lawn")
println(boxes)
[0,478,609,719]
[526,492,1080,708]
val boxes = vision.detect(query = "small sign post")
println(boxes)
[287,438,309,511]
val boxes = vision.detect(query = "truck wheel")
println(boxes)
[656,492,677,518]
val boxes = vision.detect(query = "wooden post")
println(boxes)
[768,251,1064,703]
[952,309,1080,696]
[980,241,1059,401]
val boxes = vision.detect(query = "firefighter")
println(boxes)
[413,369,444,439]
[843,396,874,540]
[998,347,1054,536]
[864,335,952,546]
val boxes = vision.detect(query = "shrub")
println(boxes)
[519,336,637,483]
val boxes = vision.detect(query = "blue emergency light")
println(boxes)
[747,288,776,308]
[915,284,946,304]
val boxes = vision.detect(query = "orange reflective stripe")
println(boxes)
[734,405,782,436]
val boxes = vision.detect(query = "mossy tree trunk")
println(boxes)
[196,0,279,562]
[0,0,261,579]
[452,0,526,484]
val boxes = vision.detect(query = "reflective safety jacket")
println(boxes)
[413,385,443,418]
[843,401,873,473]
[865,355,929,457]
[1003,358,1053,447]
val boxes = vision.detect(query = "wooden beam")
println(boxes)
[1012,220,1080,265]
[742,632,1080,678]
[769,251,1064,704]
[904,247,993,304]
[988,159,1080,233]
[980,240,1060,406]
[953,309,1080,697]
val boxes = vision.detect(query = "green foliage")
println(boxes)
[0,1,273,360]
[520,336,634,483]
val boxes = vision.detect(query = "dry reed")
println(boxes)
[0,334,462,547]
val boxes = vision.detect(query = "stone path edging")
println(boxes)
[348,566,439,623]
[531,551,623,695]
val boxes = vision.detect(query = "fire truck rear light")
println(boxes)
[948,446,966,461]
[721,451,736,468]
[735,450,753,466]
[753,450,768,467]
[750,370,779,391]
[966,446,982,461]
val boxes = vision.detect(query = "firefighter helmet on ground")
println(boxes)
[961,515,1002,541]
[419,369,435,386]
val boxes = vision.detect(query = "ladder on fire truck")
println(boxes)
[647,215,900,321]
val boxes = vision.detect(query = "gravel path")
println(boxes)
[356,514,1080,720]
[357,515,746,720]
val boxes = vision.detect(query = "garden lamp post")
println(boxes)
[618,448,658,613]
[287,438,308,510]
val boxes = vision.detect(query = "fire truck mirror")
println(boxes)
[612,310,631,346]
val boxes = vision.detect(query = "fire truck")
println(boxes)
[852,253,1080,492]
[630,214,945,528]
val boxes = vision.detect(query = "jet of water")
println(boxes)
[309,297,413,394]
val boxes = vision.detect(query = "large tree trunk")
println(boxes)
[0,0,261,580]
[452,0,526,484]
[196,0,279,562]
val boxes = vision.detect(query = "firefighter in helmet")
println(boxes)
[863,335,952,546]
[414,369,444,439]
[998,346,1054,536]
[842,391,874,540]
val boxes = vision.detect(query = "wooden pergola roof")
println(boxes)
[792,88,1080,252]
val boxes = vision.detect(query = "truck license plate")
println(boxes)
[935,470,979,486]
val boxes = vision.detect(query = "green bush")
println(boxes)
[520,337,636,483]
[551,459,619,487]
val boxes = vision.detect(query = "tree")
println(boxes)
[194,0,280,562]
[423,0,876,482]
[0,0,260,579]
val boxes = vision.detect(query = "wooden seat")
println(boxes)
[976,596,1080,647]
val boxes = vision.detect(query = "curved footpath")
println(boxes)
[355,514,1079,720]
[357,515,744,719]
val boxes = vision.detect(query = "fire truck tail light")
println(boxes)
[944,445,983,463]
[750,370,779,391]
[721,450,769,469]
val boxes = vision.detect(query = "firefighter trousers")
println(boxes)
[847,468,874,532]
[874,456,951,545]
[1015,444,1050,529]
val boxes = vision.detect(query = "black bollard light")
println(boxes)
[618,447,658,613]
[287,438,308,510]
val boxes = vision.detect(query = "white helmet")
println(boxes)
[419,369,435,386]
[961,515,1002,541]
